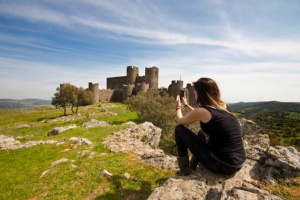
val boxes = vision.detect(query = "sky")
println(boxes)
[0,0,299,103]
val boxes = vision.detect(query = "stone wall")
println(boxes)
[107,76,127,90]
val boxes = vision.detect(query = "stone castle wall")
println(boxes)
[84,66,196,105]
[107,76,127,90]
[88,66,159,103]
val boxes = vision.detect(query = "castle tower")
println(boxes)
[88,82,99,104]
[122,84,135,102]
[145,66,159,89]
[167,80,184,99]
[186,83,196,107]
[126,66,139,85]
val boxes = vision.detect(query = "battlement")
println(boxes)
[171,80,183,84]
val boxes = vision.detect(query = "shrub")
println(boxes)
[127,90,179,154]
[127,90,176,136]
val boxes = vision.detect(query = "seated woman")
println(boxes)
[175,77,246,176]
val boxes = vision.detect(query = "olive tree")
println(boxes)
[51,84,93,115]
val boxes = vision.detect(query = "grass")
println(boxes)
[0,103,173,200]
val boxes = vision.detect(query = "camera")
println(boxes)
[179,89,185,100]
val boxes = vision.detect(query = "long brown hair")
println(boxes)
[193,77,233,114]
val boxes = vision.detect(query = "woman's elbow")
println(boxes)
[176,118,184,125]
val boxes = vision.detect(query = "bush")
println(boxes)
[127,90,176,136]
[127,90,178,154]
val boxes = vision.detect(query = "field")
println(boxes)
[0,103,173,200]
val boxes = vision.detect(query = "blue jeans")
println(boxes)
[175,125,241,175]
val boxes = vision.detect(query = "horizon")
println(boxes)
[1,98,299,105]
[0,0,299,102]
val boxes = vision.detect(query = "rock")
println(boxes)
[40,169,51,178]
[122,121,136,125]
[16,124,31,128]
[47,124,77,136]
[99,169,113,178]
[51,158,69,167]
[68,137,94,146]
[240,118,270,161]
[148,159,283,200]
[140,122,162,149]
[263,146,300,180]
[0,135,57,150]
[0,135,22,150]
[123,172,131,179]
[22,140,57,148]
[82,119,109,129]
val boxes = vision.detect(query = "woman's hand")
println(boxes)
[176,95,182,107]
[181,96,188,107]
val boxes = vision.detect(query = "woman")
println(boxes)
[175,77,246,176]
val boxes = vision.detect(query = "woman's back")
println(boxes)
[200,106,246,166]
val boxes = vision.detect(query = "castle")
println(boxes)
[86,66,196,106]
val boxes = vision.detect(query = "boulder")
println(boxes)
[140,122,162,149]
[82,119,109,129]
[47,124,77,136]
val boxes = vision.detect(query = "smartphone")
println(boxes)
[179,89,185,100]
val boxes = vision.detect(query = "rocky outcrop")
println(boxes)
[0,135,93,150]
[47,124,77,136]
[103,119,300,200]
[0,135,57,150]
[103,122,177,170]
[82,119,109,129]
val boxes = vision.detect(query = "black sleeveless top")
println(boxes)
[200,106,246,167]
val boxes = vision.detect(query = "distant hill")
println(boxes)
[229,101,300,112]
[229,101,300,149]
[0,99,53,109]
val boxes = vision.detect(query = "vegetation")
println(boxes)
[127,90,176,137]
[0,103,173,199]
[230,101,300,150]
[127,90,181,155]
[51,84,94,116]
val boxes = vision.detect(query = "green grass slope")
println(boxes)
[0,103,172,200]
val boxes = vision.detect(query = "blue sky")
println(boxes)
[0,0,299,102]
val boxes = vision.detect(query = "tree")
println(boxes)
[71,87,93,114]
[51,83,78,116]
